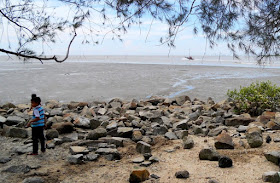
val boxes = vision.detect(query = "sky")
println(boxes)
[0,0,235,57]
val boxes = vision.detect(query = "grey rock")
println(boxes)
[149,156,159,163]
[132,156,145,163]
[262,171,280,182]
[53,138,63,145]
[99,137,125,147]
[90,116,109,129]
[164,132,178,140]
[140,161,152,167]
[136,141,151,154]
[5,127,28,138]
[74,117,91,128]
[95,148,120,160]
[175,95,191,106]
[151,174,160,179]
[117,127,133,138]
[83,154,99,161]
[61,132,78,142]
[2,165,31,173]
[175,170,189,179]
[86,128,107,140]
[173,119,189,130]
[22,177,45,183]
[237,125,248,133]
[0,156,12,164]
[6,116,25,126]
[12,144,33,154]
[143,153,152,160]
[199,148,220,161]
[68,154,84,164]
[218,156,233,168]
[69,146,89,155]
[0,115,7,123]
[188,112,199,121]
[208,126,228,137]
[106,121,118,130]
[175,130,188,139]
[139,110,162,119]
[95,148,119,155]
[264,151,280,165]
[246,127,263,148]
[46,129,59,140]
[153,125,168,135]
[46,142,55,149]
[51,122,74,134]
[273,138,280,143]
[50,108,63,116]
[183,136,194,149]
[209,179,219,183]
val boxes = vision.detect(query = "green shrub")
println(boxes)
[227,81,280,115]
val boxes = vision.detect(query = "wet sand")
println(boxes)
[1,61,280,105]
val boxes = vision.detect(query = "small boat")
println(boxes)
[185,56,194,60]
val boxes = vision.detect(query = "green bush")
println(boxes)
[227,81,280,115]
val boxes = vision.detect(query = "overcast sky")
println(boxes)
[0,0,235,57]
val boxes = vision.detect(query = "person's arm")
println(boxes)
[26,117,40,127]
[26,108,40,127]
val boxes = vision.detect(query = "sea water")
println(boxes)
[0,55,280,104]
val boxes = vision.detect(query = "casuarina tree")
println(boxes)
[0,0,279,63]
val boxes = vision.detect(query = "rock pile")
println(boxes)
[1,95,280,182]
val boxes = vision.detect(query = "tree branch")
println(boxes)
[0,30,77,63]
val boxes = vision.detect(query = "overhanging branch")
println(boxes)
[0,30,77,63]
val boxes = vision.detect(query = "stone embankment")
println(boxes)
[0,96,280,182]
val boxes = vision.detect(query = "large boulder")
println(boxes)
[6,116,25,126]
[214,132,234,149]
[52,122,74,134]
[5,127,28,138]
[246,127,263,148]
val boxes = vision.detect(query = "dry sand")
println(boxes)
[1,130,279,183]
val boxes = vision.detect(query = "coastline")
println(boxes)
[1,61,280,105]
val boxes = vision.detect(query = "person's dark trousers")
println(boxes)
[32,126,45,154]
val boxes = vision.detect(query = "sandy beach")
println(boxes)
[1,56,280,105]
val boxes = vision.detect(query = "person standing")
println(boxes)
[26,97,46,155]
